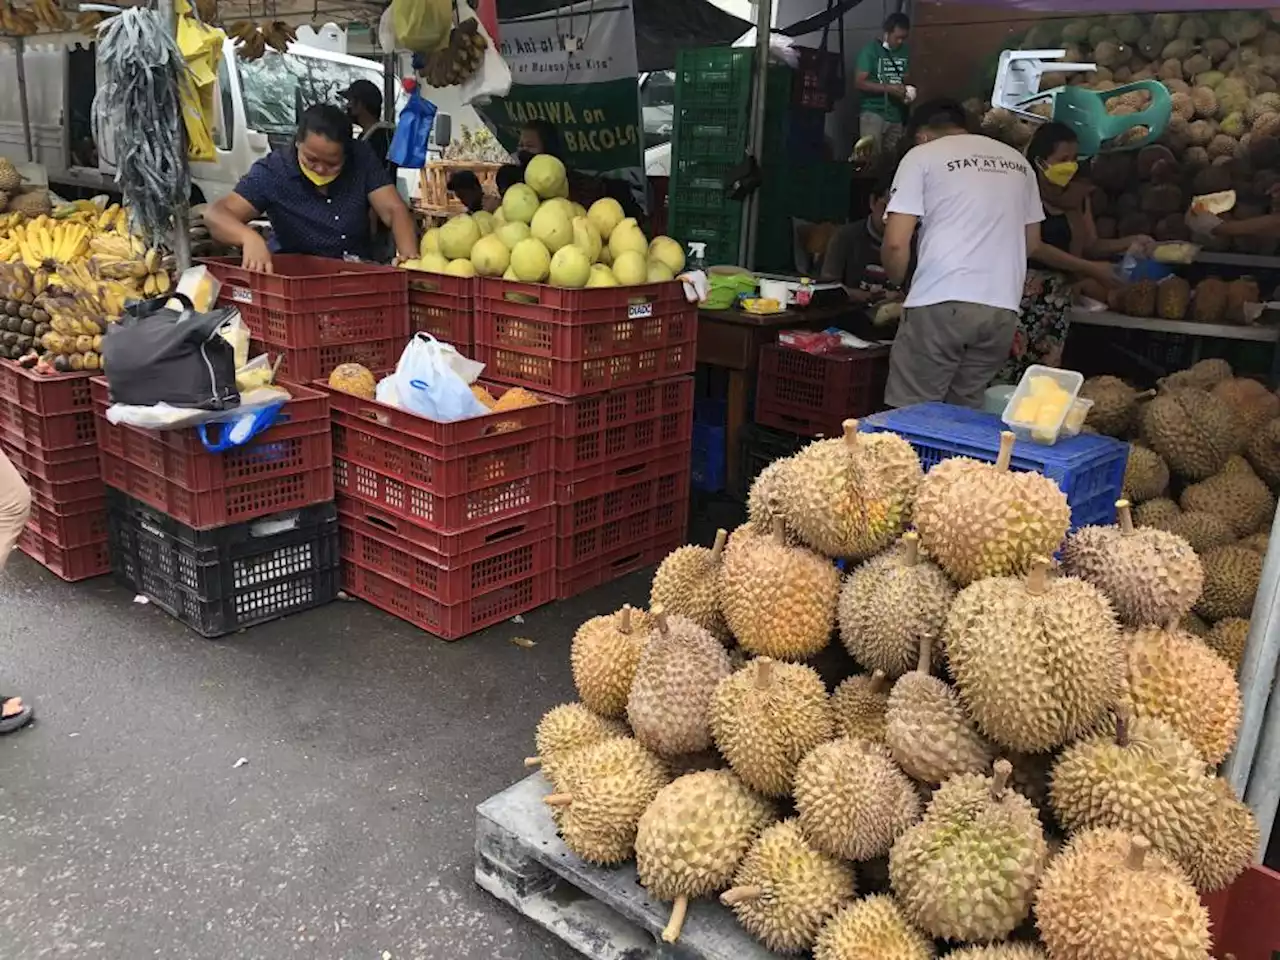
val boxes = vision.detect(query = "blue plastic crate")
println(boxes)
[691,421,726,493]
[859,402,1128,531]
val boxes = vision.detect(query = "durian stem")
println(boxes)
[662,896,689,943]
[720,886,763,906]
[870,669,888,694]
[620,604,633,634]
[1114,705,1131,747]
[996,431,1015,471]
[916,635,933,675]
[651,604,669,635]
[1126,835,1151,870]
[1135,389,1156,402]
[1116,499,1134,535]
[543,793,574,807]
[756,658,775,690]
[902,531,920,566]
[1026,557,1050,595]
[524,756,542,768]
[991,758,1013,799]
[712,528,728,562]
[771,517,786,545]
[842,419,860,448]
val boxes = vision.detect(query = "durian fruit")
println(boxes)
[1180,466,1276,537]
[886,636,995,784]
[1244,415,1280,487]
[1122,444,1170,502]
[1204,616,1249,669]
[626,605,732,758]
[1080,375,1151,436]
[830,670,889,742]
[710,657,834,796]
[634,769,776,942]
[794,737,922,861]
[542,738,669,864]
[1050,710,1213,866]
[1161,357,1232,391]
[913,432,1071,586]
[837,532,955,678]
[1135,496,1181,528]
[1061,500,1203,627]
[1180,610,1210,635]
[720,819,857,953]
[719,518,840,661]
[782,421,923,560]
[945,947,1046,959]
[1126,622,1242,765]
[1035,830,1212,960]
[1241,530,1270,553]
[1165,510,1238,553]
[813,894,935,960]
[650,529,730,642]
[1182,776,1260,892]
[1141,387,1239,481]
[1212,376,1280,432]
[570,605,648,718]
[526,702,627,781]
[747,456,797,538]
[1195,544,1263,620]
[944,557,1124,752]
[890,760,1048,943]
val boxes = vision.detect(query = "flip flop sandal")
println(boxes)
[0,697,33,735]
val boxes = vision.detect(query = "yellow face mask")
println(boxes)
[300,159,339,187]
[1040,161,1079,188]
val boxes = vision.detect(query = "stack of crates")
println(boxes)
[0,364,110,581]
[320,380,557,639]
[472,277,697,600]
[93,378,340,637]
[668,47,828,266]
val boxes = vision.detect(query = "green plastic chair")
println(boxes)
[1049,79,1172,157]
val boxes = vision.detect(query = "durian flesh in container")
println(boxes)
[1003,364,1085,445]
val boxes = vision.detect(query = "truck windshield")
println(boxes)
[237,50,385,148]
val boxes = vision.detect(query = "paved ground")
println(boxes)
[0,544,676,960]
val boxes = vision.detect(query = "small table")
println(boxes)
[697,301,861,493]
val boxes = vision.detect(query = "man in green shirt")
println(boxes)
[855,13,911,159]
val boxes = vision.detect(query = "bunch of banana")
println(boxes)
[30,0,66,31]
[88,232,137,260]
[75,10,103,34]
[37,294,105,371]
[194,0,217,21]
[261,20,296,53]
[8,218,92,270]
[0,3,40,35]
[420,19,488,88]
[227,20,268,60]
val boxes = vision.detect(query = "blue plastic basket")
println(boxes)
[859,403,1128,531]
[691,421,726,493]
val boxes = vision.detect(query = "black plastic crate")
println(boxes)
[105,488,340,638]
[733,422,806,500]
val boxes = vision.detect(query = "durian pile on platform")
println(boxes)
[524,379,1266,958]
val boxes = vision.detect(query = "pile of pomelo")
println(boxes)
[402,155,685,289]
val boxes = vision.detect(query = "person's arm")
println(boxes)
[369,184,418,262]
[1213,214,1280,238]
[203,192,273,273]
[1026,222,1117,287]
[1072,194,1151,258]
[854,45,905,99]
[882,213,916,285]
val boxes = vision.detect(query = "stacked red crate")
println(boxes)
[0,363,109,580]
[755,343,891,438]
[319,380,556,639]
[407,273,474,351]
[473,277,696,600]
[201,255,410,383]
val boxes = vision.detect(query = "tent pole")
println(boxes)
[14,37,33,162]
[382,52,395,123]
[741,0,772,268]
[158,0,192,270]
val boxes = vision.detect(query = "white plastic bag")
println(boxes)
[380,334,490,421]
[457,1,511,104]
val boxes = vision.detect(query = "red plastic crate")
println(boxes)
[556,528,685,601]
[1,403,99,452]
[0,434,101,484]
[26,493,108,548]
[16,525,109,581]
[252,336,406,385]
[755,344,891,438]
[0,362,93,416]
[202,255,409,348]
[3,458,103,505]
[342,557,554,640]
[551,376,694,481]
[336,495,553,558]
[338,501,553,606]
[1203,864,1280,959]
[408,274,474,347]
[474,278,697,396]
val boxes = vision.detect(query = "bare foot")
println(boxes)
[2,696,23,718]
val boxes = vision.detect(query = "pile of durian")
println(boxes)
[526,410,1262,958]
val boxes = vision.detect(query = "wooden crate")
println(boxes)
[417,161,503,216]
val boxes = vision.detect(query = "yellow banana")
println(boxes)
[129,235,146,257]
[153,271,171,294]
[97,204,119,231]
[143,247,160,273]
[142,273,158,297]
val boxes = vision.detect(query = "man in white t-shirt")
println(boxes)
[880,99,1050,408]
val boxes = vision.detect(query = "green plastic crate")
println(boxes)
[754,162,853,271]
[674,47,754,109]
[668,202,744,266]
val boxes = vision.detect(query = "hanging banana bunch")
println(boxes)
[420,19,488,88]
[75,10,104,36]
[193,0,217,22]
[0,3,41,36]
[30,0,67,31]
[226,19,294,60]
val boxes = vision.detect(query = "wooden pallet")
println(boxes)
[475,775,782,960]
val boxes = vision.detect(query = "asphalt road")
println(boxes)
[0,550,666,960]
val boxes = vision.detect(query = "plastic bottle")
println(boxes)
[686,242,707,274]
[796,276,814,308]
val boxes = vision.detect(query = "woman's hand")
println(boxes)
[242,234,273,274]
[1088,261,1122,288]
[1125,234,1156,257]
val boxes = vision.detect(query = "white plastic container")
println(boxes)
[1061,397,1094,438]
[1001,364,1085,446]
